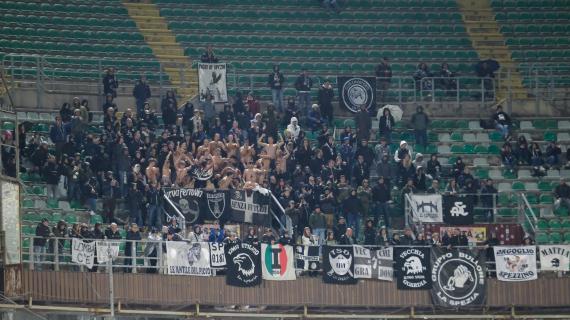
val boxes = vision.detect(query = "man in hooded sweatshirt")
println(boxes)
[287,117,301,140]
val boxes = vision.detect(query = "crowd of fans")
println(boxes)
[0,53,565,270]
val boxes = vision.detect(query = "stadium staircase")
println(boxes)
[457,0,527,100]
[122,1,197,100]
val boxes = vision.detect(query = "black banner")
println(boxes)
[225,243,262,287]
[337,76,377,113]
[431,248,486,307]
[295,245,321,271]
[164,189,271,225]
[230,190,271,226]
[163,188,230,224]
[443,195,474,225]
[322,246,357,284]
[394,247,432,290]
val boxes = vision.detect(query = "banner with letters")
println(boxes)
[261,244,296,281]
[439,226,487,244]
[295,245,321,271]
[96,241,120,264]
[166,242,212,276]
[494,246,538,281]
[225,243,262,287]
[353,245,393,281]
[337,76,377,113]
[394,247,432,289]
[431,248,486,307]
[539,245,570,271]
[230,190,271,226]
[71,238,95,269]
[443,195,474,225]
[411,194,443,223]
[198,63,227,102]
[209,242,226,268]
[323,245,357,284]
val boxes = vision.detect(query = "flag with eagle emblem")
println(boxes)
[261,244,296,281]
[198,63,228,102]
[225,242,262,287]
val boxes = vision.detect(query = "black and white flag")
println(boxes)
[337,76,377,113]
[209,242,226,268]
[322,246,357,284]
[163,188,230,224]
[443,195,474,225]
[198,63,227,102]
[411,194,443,223]
[431,248,486,307]
[539,245,570,271]
[295,245,320,271]
[353,245,393,281]
[166,242,212,276]
[494,246,537,282]
[225,243,262,287]
[230,190,271,226]
[394,247,432,290]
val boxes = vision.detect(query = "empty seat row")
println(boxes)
[501,24,570,34]
[0,40,153,56]
[2,14,137,28]
[495,12,570,21]
[156,0,457,7]
[2,27,144,42]
[0,1,127,15]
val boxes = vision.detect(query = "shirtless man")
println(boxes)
[240,139,255,164]
[257,134,284,160]
[225,133,240,158]
[145,158,160,185]
[243,162,257,183]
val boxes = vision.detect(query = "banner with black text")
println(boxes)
[494,246,537,281]
[295,245,320,271]
[539,245,570,271]
[198,63,227,102]
[71,238,95,269]
[323,246,357,284]
[353,245,393,281]
[166,242,212,276]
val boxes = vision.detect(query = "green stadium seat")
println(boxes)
[549,232,562,243]
[535,232,549,244]
[537,219,549,230]
[549,219,562,229]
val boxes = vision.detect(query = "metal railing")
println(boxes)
[22,235,570,277]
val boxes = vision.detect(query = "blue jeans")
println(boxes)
[496,123,509,139]
[130,206,143,227]
[347,212,361,239]
[86,197,97,213]
[67,180,81,202]
[375,201,390,228]
[314,228,326,245]
[297,92,311,117]
[34,246,46,271]
[414,129,427,147]
[147,204,161,229]
[272,89,284,113]
[136,99,145,118]
[546,155,560,166]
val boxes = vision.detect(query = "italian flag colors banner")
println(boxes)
[261,244,297,281]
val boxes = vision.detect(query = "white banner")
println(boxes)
[209,242,226,268]
[71,238,95,269]
[539,245,570,271]
[411,194,443,223]
[494,246,537,281]
[261,244,296,281]
[166,242,212,276]
[96,241,121,263]
[198,63,227,102]
[353,245,393,281]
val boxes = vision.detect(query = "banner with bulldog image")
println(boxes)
[430,248,486,307]
[322,246,357,284]
[166,241,212,276]
[163,188,231,224]
[225,242,262,287]
[494,246,538,281]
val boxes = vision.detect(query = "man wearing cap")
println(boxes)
[394,140,413,163]
[294,69,313,117]
[33,218,52,270]
[309,205,327,245]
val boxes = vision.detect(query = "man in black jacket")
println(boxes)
[33,218,51,270]
[338,228,356,245]
[102,68,118,98]
[317,79,334,125]
[268,65,286,113]
[372,177,391,227]
[493,105,511,140]
[43,155,61,199]
[554,178,570,212]
[132,76,151,118]
[200,45,219,63]
[375,57,392,103]
[480,179,498,222]
[294,69,313,118]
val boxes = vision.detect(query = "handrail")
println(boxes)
[162,193,187,235]
[520,192,537,234]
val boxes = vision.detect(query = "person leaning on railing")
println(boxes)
[33,218,52,271]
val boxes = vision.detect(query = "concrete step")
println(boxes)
[153,48,186,56]
[145,35,177,42]
[126,9,160,16]
[474,40,506,46]
[132,21,169,29]
[139,29,172,35]
[469,27,500,33]
[155,54,192,62]
[463,21,499,28]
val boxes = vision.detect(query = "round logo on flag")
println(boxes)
[264,244,289,277]
[341,78,374,113]
[432,252,485,307]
